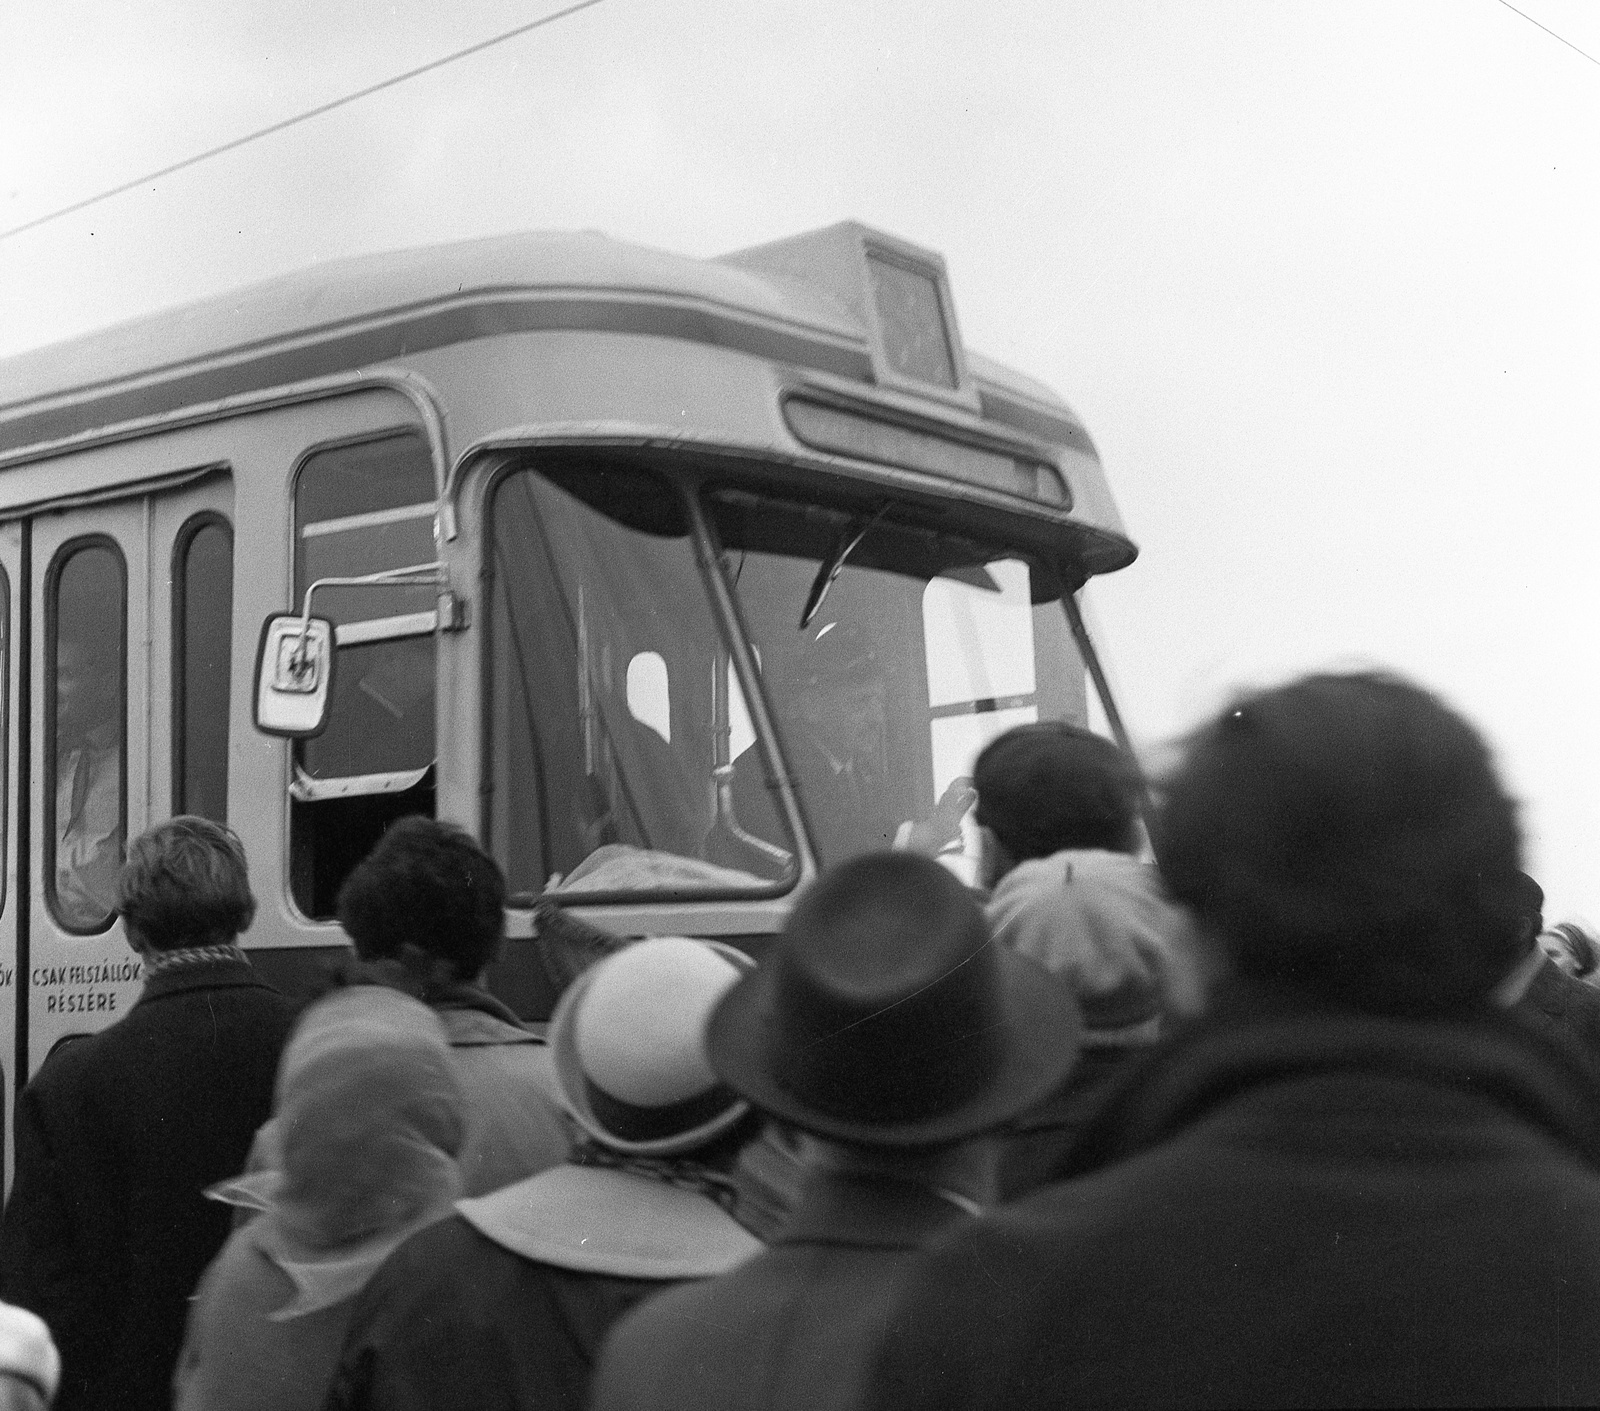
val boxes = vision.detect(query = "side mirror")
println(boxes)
[253,614,337,738]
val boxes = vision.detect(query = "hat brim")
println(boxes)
[551,939,755,1158]
[705,941,1081,1148]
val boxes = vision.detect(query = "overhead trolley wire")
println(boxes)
[1494,0,1600,69]
[0,0,606,244]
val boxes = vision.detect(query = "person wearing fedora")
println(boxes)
[320,936,770,1411]
[588,852,1081,1411]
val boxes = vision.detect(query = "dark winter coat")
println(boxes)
[590,1169,973,1411]
[0,956,295,1411]
[320,1215,677,1411]
[1514,952,1600,1061]
[862,981,1600,1410]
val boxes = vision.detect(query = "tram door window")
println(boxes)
[20,475,233,1077]
[45,541,127,934]
[290,432,437,918]
[172,515,233,822]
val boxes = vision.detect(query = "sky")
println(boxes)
[3,0,1599,917]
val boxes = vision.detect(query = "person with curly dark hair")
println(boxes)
[336,818,568,1196]
[969,722,1189,1197]
[863,671,1600,1410]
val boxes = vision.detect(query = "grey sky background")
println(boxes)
[4,0,1597,915]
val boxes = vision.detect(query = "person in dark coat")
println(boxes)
[321,936,771,1411]
[0,817,296,1411]
[1495,871,1600,1060]
[969,723,1192,1198]
[589,853,1081,1411]
[863,671,1600,1410]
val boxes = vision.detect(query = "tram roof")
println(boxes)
[0,227,1094,455]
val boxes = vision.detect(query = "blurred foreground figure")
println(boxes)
[0,819,294,1411]
[864,672,1600,1410]
[336,818,569,1194]
[175,988,464,1411]
[322,937,769,1411]
[971,723,1189,1197]
[591,854,1080,1411]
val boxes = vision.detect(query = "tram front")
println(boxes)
[254,220,1137,994]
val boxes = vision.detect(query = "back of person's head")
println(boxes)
[1155,670,1524,1015]
[116,815,255,951]
[987,850,1178,1044]
[337,817,507,981]
[271,986,464,1249]
[707,852,1080,1148]
[973,722,1144,861]
[550,936,754,1158]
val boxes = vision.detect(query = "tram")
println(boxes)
[0,220,1137,1138]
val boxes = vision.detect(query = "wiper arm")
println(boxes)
[798,503,890,629]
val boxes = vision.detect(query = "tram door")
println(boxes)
[21,472,235,1079]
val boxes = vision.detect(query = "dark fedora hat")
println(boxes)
[706,853,1081,1147]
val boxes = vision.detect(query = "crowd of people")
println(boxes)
[1,668,1599,1408]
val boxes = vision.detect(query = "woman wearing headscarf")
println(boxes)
[173,986,465,1411]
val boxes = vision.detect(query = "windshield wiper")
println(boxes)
[798,503,890,629]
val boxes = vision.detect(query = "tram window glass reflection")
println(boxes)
[173,516,233,823]
[487,453,796,901]
[48,541,126,933]
[705,489,1077,872]
[290,433,437,919]
[294,433,436,782]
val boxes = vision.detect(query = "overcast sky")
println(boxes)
[4,0,1598,916]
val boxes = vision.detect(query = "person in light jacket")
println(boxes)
[175,986,465,1411]
[336,817,569,1194]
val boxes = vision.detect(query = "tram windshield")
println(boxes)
[486,452,1082,901]
[706,487,1080,880]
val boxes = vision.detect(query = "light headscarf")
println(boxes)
[209,985,465,1319]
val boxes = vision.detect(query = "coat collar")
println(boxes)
[456,1164,762,1278]
[136,956,275,1003]
[1060,979,1600,1178]
[426,983,542,1047]
[775,1169,977,1250]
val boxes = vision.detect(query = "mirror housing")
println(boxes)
[253,614,337,738]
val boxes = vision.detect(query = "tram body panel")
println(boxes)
[0,222,1139,1096]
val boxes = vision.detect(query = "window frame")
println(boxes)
[43,534,128,937]
[479,451,807,908]
[290,428,440,791]
[170,511,234,821]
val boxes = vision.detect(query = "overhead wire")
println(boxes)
[0,0,606,244]
[1493,0,1600,69]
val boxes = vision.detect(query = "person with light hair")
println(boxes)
[175,987,466,1411]
[0,817,295,1411]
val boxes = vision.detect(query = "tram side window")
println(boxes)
[173,515,233,823]
[48,541,126,933]
[290,433,437,919]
